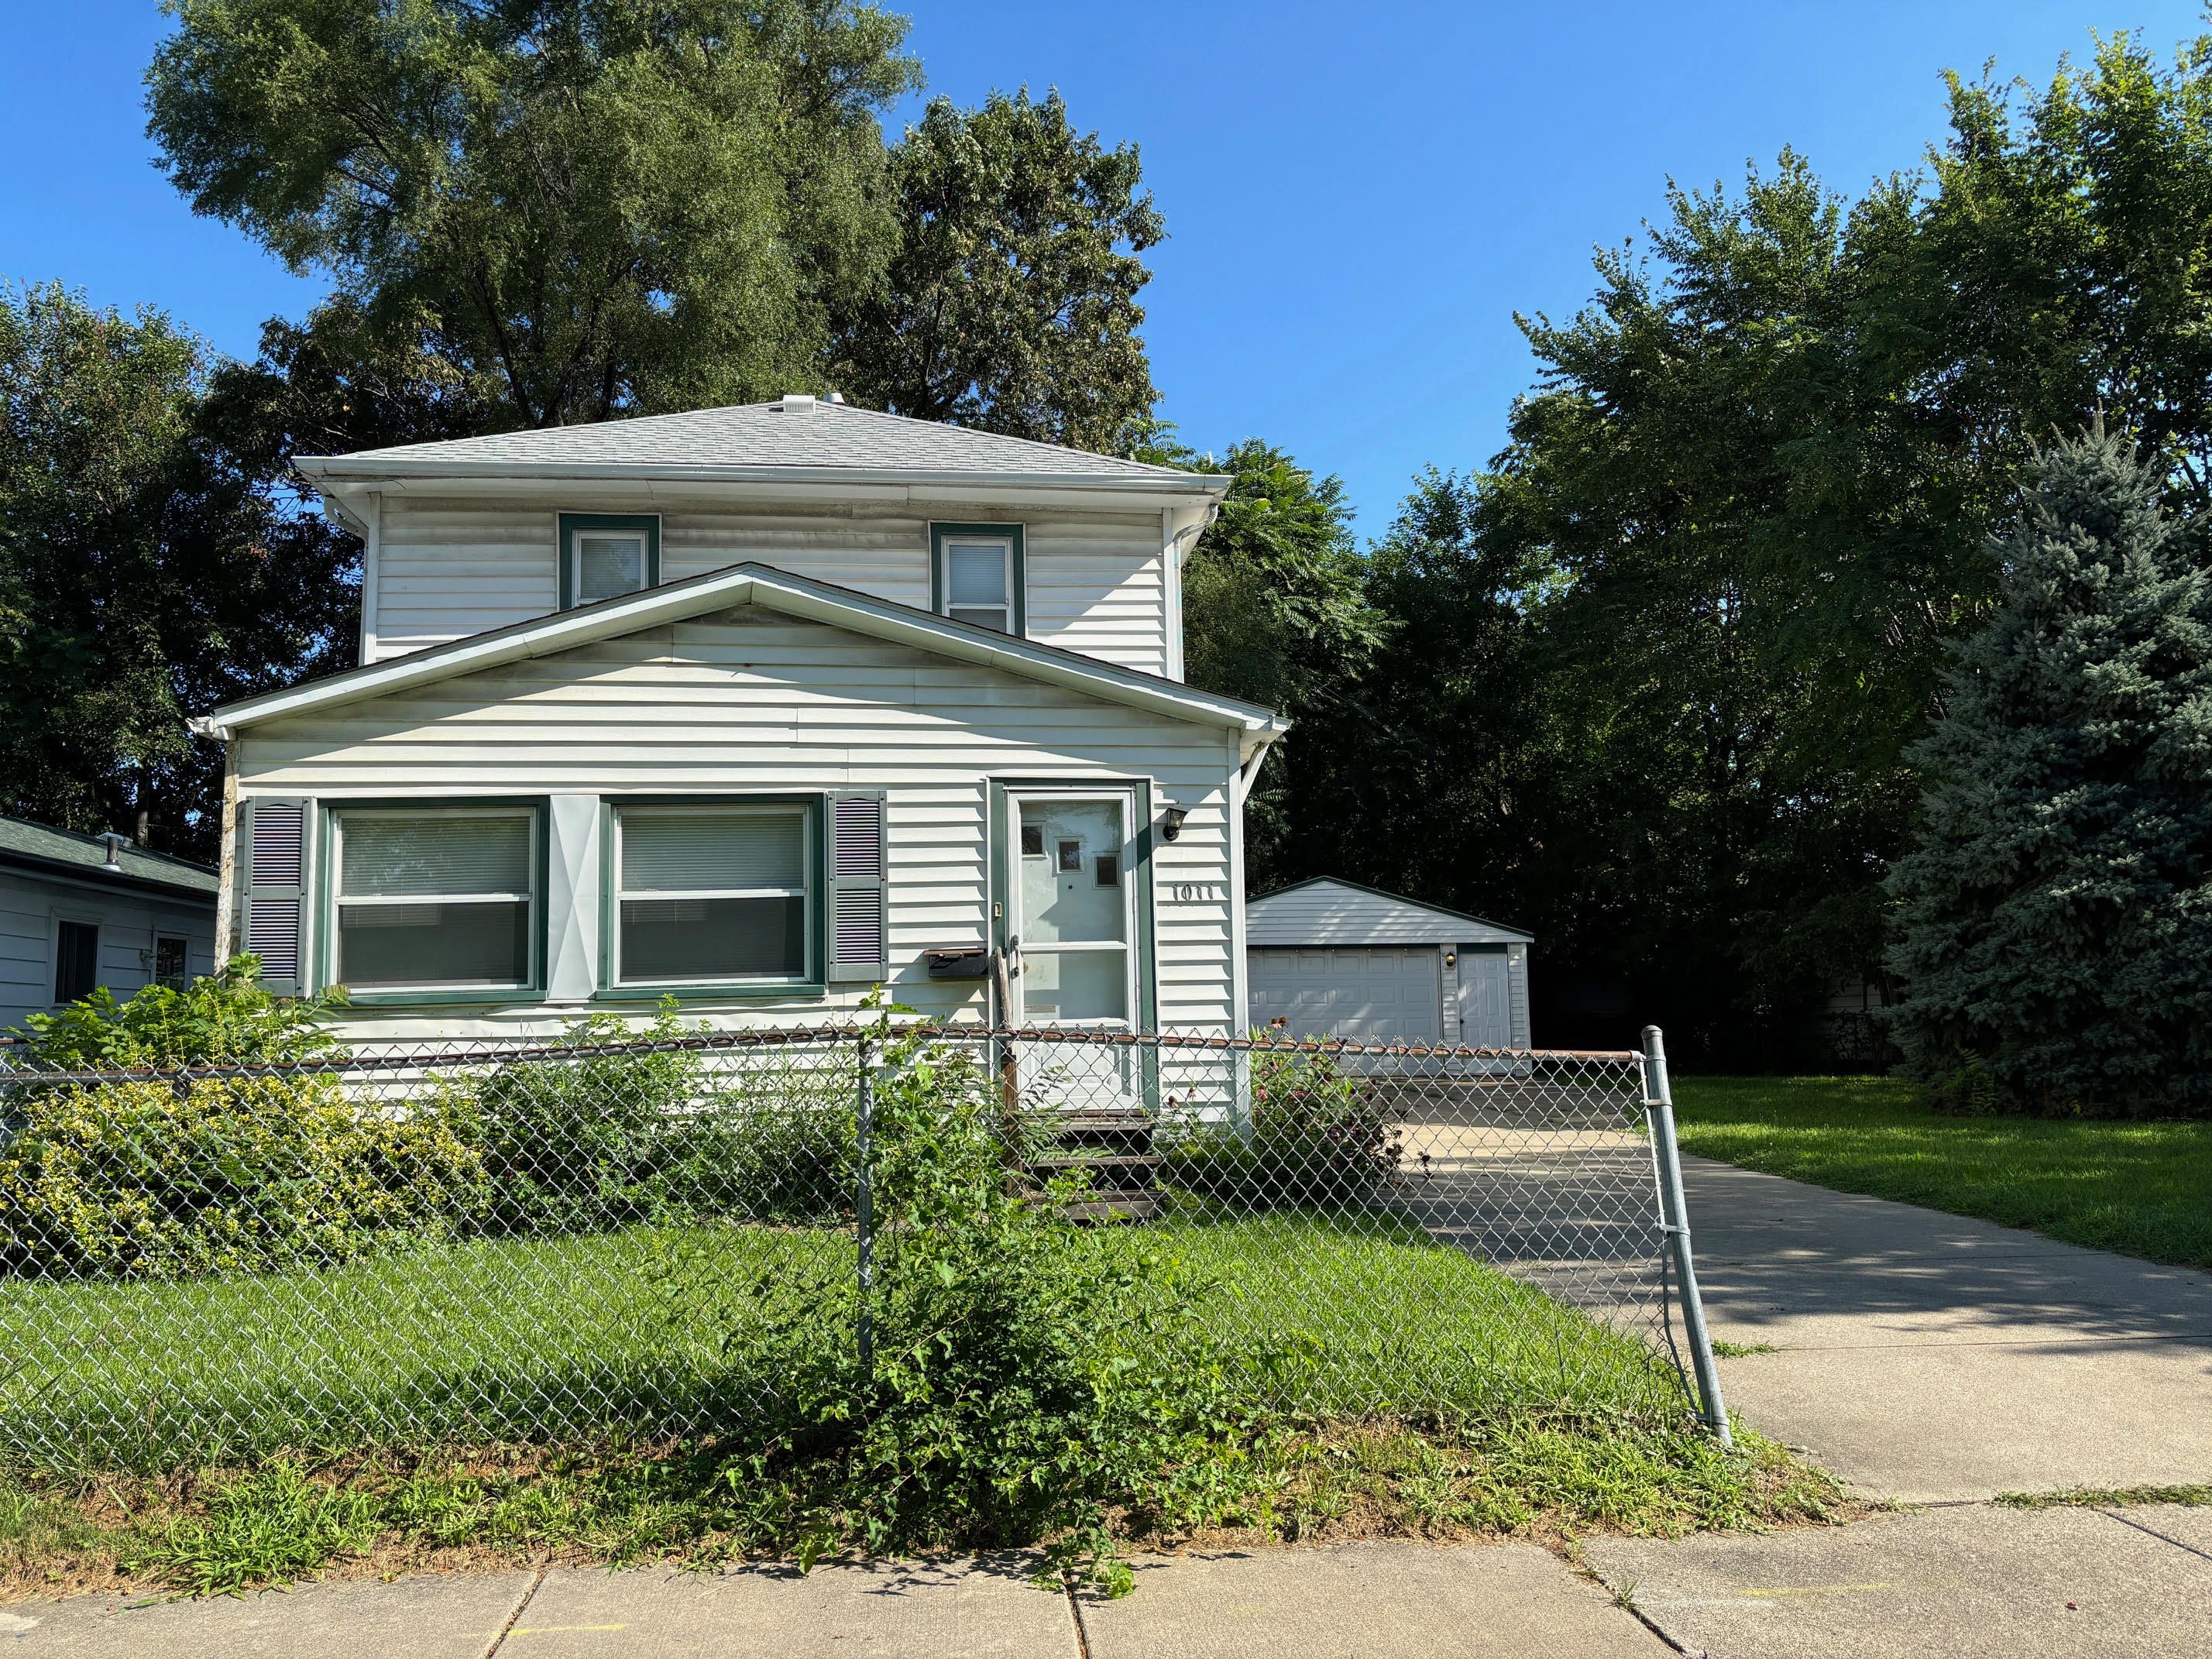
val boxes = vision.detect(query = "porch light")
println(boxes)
[1159,805,1188,843]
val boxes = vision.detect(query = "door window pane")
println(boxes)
[1021,949,1127,1023]
[615,804,812,984]
[575,533,645,604]
[154,936,188,988]
[335,809,536,990]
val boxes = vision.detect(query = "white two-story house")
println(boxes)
[191,397,1283,1043]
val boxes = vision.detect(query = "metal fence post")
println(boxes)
[854,1031,876,1382]
[1641,1025,1733,1448]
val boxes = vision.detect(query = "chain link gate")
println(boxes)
[0,1024,1726,1472]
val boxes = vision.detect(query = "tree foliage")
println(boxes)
[1886,434,2212,1116]
[833,90,1163,453]
[0,285,352,857]
[1173,440,1386,877]
[1228,29,2212,1066]
[147,0,922,430]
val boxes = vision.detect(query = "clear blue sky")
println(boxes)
[2,2,2203,531]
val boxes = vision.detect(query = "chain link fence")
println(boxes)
[0,1024,1725,1472]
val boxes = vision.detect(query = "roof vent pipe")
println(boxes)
[824,391,846,404]
[99,832,126,874]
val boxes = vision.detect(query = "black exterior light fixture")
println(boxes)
[1159,805,1189,843]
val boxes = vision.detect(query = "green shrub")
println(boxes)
[470,1009,708,1233]
[9,953,346,1066]
[665,1025,1272,1593]
[1166,1040,1402,1207]
[0,1074,486,1279]
[0,955,483,1279]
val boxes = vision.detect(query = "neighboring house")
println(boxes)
[190,397,1284,1049]
[0,816,218,1032]
[1245,878,1533,1055]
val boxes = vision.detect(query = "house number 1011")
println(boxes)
[1167,883,1226,902]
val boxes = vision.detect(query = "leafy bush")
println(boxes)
[0,1074,485,1279]
[663,1023,1272,1592]
[0,957,483,1278]
[1166,1039,1402,1207]
[470,1009,709,1233]
[9,953,346,1066]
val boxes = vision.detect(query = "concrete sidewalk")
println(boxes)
[0,1544,1669,1657]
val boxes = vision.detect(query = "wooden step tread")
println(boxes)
[1027,1152,1163,1170]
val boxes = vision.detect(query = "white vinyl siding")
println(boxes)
[235,608,1237,1040]
[363,498,1171,677]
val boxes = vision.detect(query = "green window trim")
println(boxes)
[314,798,552,1008]
[930,523,1027,638]
[558,513,662,611]
[593,793,828,1001]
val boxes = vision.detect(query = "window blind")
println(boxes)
[340,812,533,897]
[620,809,805,892]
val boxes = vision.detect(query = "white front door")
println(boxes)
[1010,792,1135,1029]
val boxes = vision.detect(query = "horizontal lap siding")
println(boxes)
[240,610,1235,1042]
[0,869,217,1032]
[372,498,1170,676]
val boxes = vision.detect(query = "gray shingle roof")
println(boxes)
[0,816,218,897]
[298,398,1222,489]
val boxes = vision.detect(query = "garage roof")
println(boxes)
[1245,877,1531,947]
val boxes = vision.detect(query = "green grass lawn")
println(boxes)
[0,1210,1686,1473]
[1670,1075,2212,1269]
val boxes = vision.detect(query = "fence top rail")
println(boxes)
[0,1023,1644,1085]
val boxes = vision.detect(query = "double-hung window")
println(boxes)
[331,806,539,991]
[931,524,1024,635]
[560,514,660,610]
[612,802,813,986]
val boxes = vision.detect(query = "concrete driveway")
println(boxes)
[1680,1156,2212,1501]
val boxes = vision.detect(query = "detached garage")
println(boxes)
[1245,877,1532,1052]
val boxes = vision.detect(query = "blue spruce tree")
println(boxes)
[1886,431,2212,1115]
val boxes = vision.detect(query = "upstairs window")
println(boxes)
[559,514,660,610]
[930,524,1025,636]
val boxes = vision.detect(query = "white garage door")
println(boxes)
[1248,947,1443,1049]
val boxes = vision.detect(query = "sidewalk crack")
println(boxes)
[1061,1571,1094,1659]
[2095,1506,2212,1565]
[484,1565,549,1659]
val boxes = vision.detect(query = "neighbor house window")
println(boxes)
[331,806,538,991]
[153,934,189,989]
[612,802,813,985]
[930,524,1024,635]
[559,514,660,610]
[53,920,97,1004]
